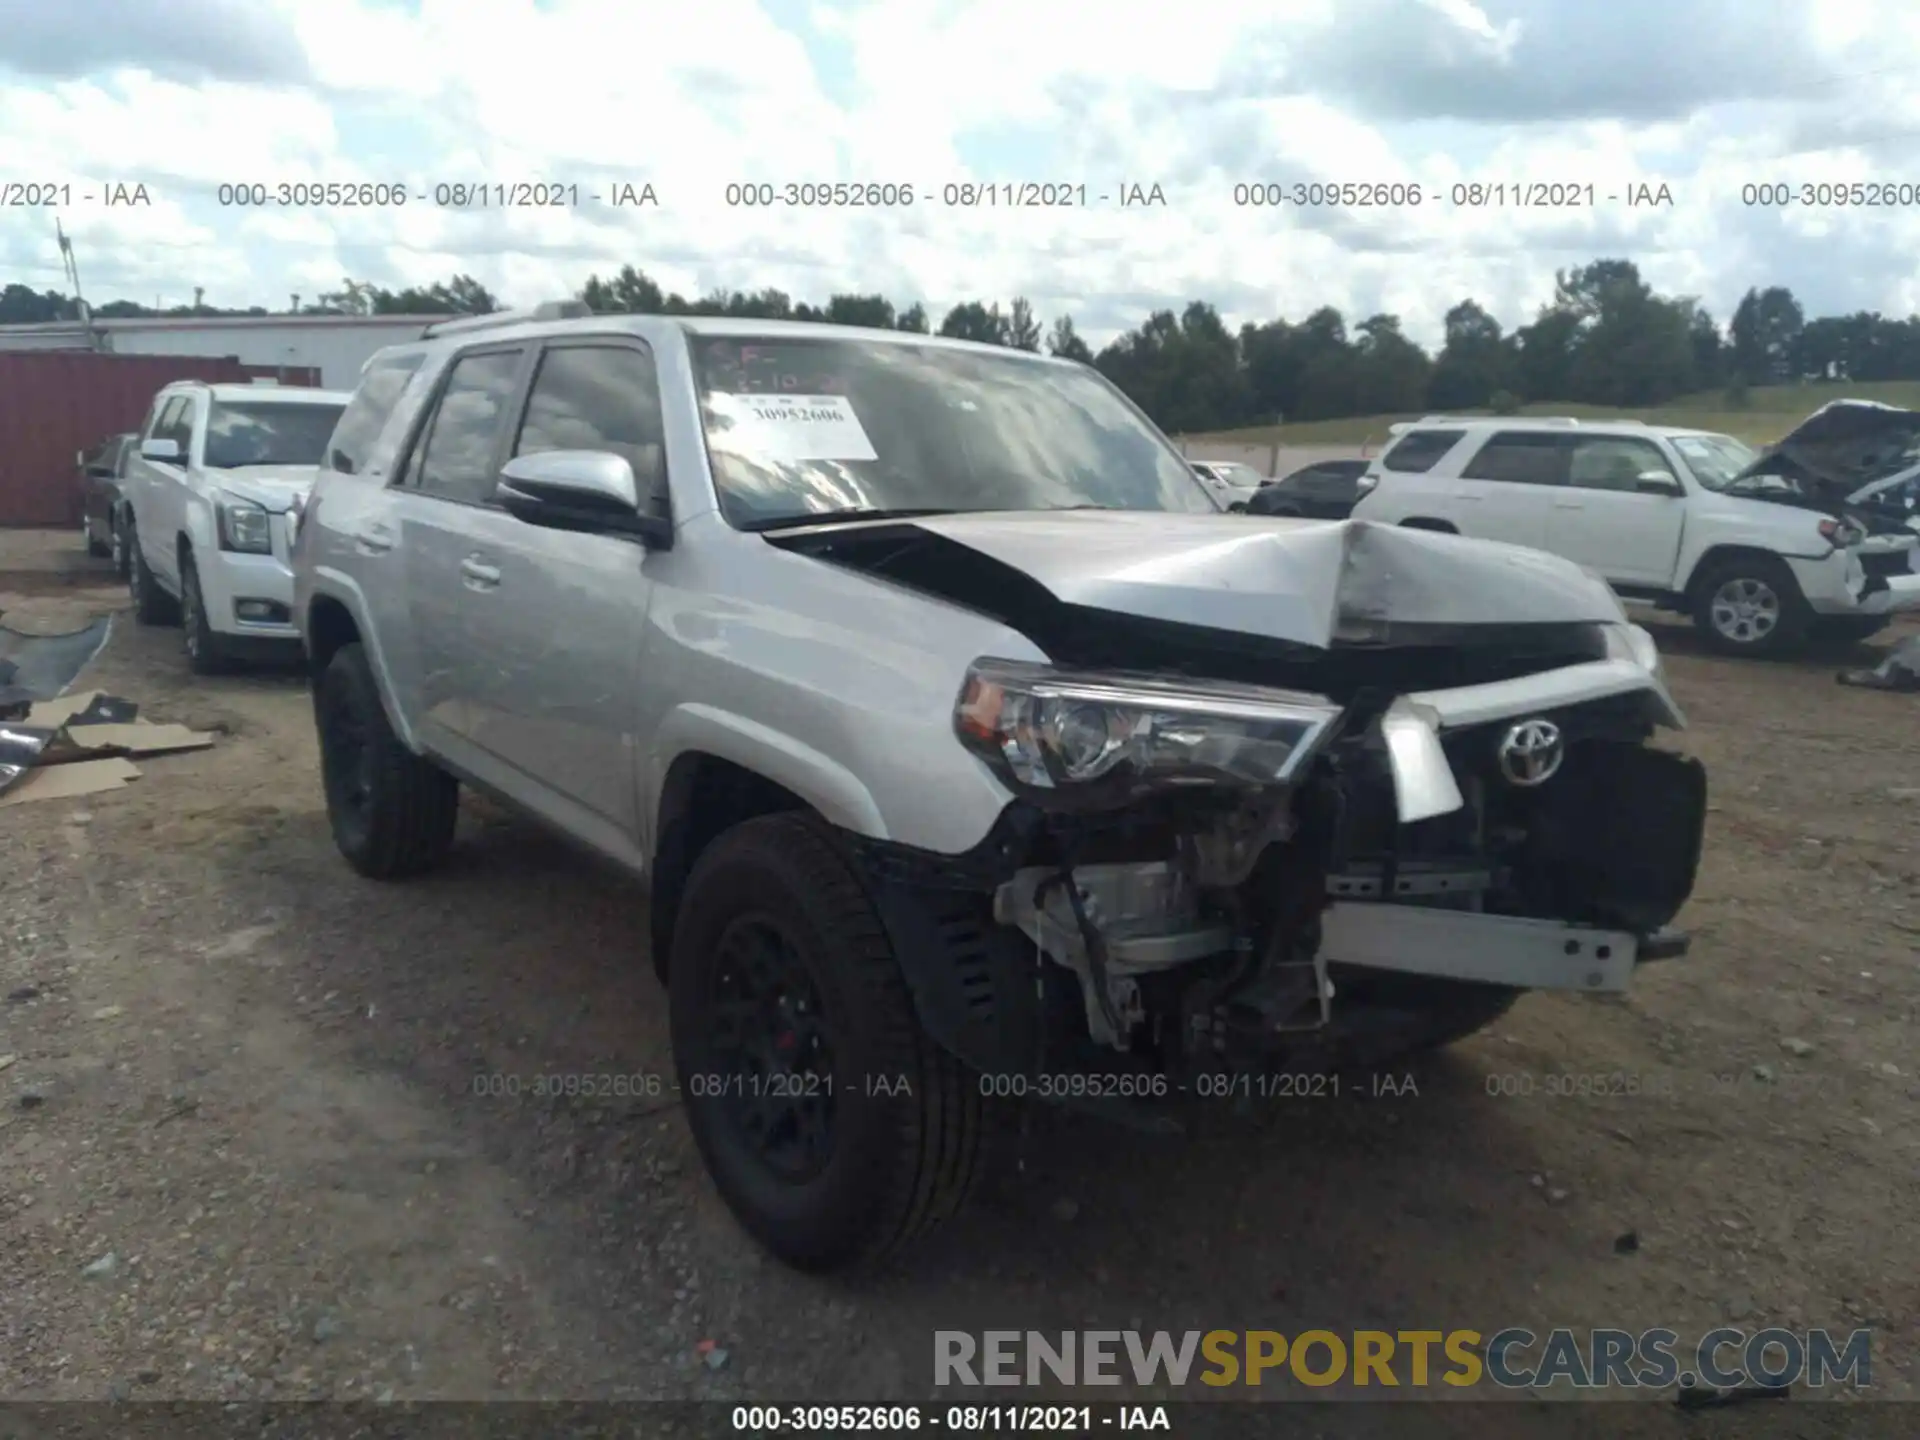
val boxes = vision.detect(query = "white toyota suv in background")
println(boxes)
[121,380,351,672]
[1351,411,1920,656]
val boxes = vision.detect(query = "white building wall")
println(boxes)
[100,320,434,388]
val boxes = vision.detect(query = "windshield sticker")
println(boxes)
[707,393,878,462]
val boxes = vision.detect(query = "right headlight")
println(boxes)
[217,494,273,554]
[953,659,1343,808]
[1604,621,1664,681]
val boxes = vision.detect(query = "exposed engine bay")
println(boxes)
[1730,398,1920,538]
[792,516,1710,1099]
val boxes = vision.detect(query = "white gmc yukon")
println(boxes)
[122,381,350,672]
[1350,409,1920,655]
[293,307,1707,1271]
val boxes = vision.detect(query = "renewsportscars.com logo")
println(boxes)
[935,1327,1872,1391]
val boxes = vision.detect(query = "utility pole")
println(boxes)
[55,216,99,348]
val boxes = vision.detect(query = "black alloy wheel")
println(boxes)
[706,915,839,1182]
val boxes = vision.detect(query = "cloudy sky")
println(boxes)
[4,0,1920,348]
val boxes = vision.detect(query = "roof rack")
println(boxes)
[420,299,591,338]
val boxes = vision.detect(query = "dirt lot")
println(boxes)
[1,536,1915,1427]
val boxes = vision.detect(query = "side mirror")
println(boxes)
[1635,471,1682,496]
[140,437,181,462]
[496,449,673,548]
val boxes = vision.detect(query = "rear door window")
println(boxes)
[1460,432,1570,485]
[1380,429,1465,473]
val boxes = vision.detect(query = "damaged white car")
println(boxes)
[292,311,1707,1271]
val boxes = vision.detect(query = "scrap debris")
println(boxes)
[0,689,215,808]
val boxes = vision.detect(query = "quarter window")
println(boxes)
[1461,433,1568,485]
[1380,429,1465,473]
[327,352,426,476]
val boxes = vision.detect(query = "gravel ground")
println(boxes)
[1,555,1915,1429]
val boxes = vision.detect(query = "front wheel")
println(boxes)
[83,514,111,558]
[668,813,984,1271]
[1690,558,1810,657]
[126,522,179,626]
[179,552,230,675]
[315,642,459,878]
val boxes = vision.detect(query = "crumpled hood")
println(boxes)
[210,464,319,513]
[895,512,1627,649]
[1736,399,1920,502]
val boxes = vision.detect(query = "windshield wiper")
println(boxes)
[739,507,960,533]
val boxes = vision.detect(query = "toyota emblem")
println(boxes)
[1496,718,1564,786]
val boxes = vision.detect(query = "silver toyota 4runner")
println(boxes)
[293,303,1708,1271]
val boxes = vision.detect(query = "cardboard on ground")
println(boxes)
[0,756,141,807]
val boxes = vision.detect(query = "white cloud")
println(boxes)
[5,0,1920,349]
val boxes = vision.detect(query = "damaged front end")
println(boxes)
[944,650,1701,1084]
[811,516,1708,1102]
[1732,399,1920,538]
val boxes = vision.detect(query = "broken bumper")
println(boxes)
[1319,904,1688,994]
[1789,549,1920,616]
[1379,654,1681,823]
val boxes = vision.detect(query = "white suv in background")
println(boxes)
[1350,414,1920,655]
[121,381,351,673]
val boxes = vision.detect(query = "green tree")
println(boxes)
[1729,285,1804,384]
[1007,297,1042,352]
[1047,314,1093,362]
[1351,313,1432,415]
[1427,299,1511,410]
[896,302,930,333]
[824,293,897,329]
[938,301,1009,345]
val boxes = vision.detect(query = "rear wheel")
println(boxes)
[1690,556,1810,657]
[315,642,459,878]
[109,512,132,579]
[669,812,984,1271]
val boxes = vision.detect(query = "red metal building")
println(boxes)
[0,351,322,526]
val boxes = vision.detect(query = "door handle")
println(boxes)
[354,526,395,555]
[460,557,501,587]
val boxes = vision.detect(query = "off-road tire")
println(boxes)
[179,552,231,676]
[126,522,179,626]
[1690,555,1811,658]
[315,642,459,879]
[668,812,984,1272]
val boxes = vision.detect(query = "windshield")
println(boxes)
[689,334,1217,527]
[203,401,346,469]
[1669,433,1759,492]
